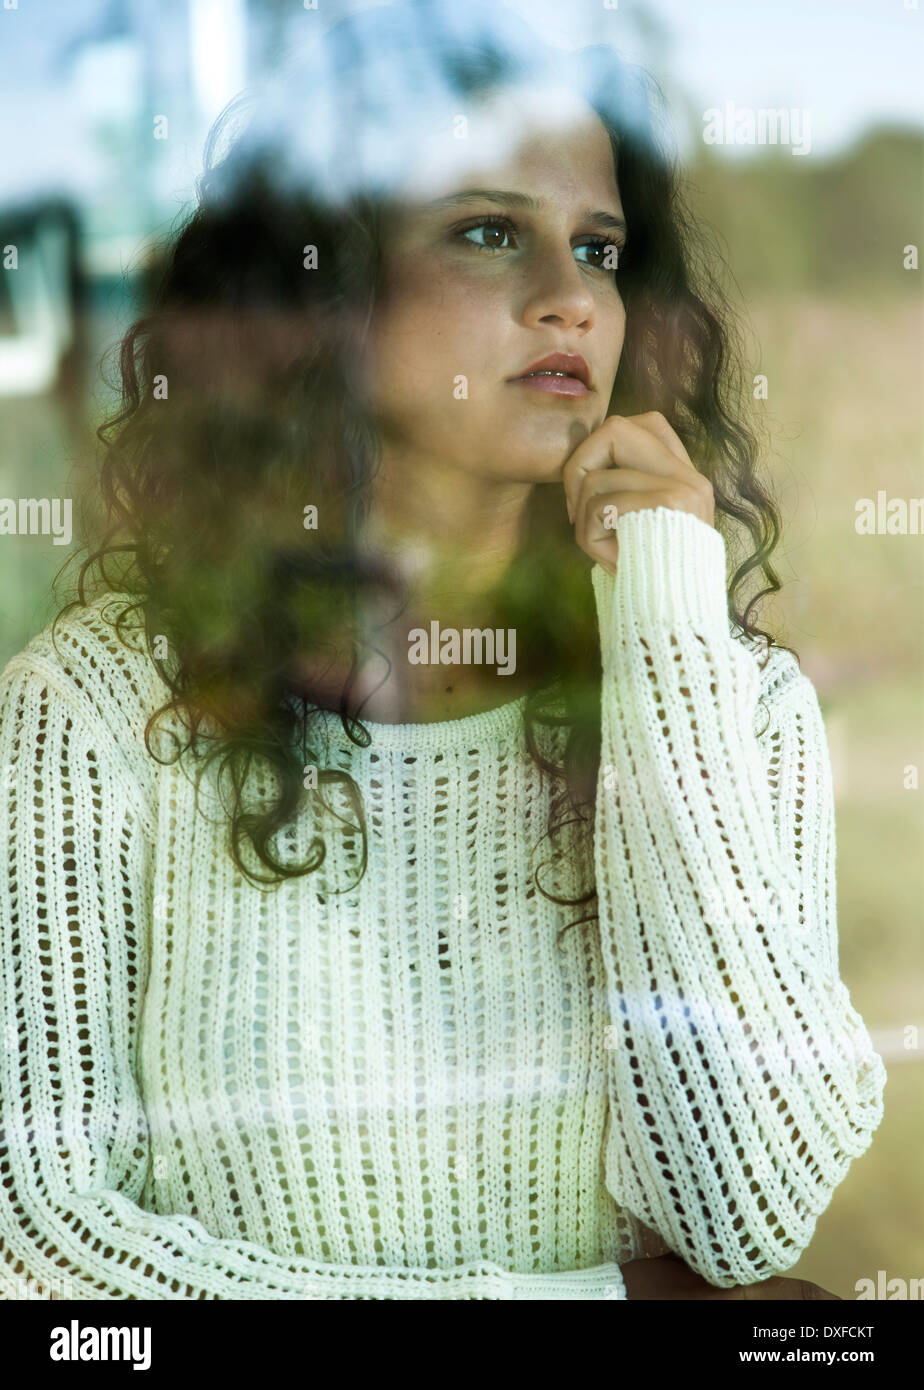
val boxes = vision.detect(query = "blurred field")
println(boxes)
[735,291,923,1297]
[0,279,920,1296]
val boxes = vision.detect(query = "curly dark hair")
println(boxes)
[53,0,796,934]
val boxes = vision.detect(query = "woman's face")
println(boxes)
[359,86,627,487]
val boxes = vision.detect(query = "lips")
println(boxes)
[511,352,592,388]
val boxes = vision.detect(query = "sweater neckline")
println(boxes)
[90,590,558,754]
[293,689,541,754]
[301,692,530,756]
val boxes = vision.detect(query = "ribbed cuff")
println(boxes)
[504,1262,627,1300]
[591,506,729,646]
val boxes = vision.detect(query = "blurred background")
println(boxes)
[0,0,921,1297]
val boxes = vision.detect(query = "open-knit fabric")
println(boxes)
[0,506,886,1299]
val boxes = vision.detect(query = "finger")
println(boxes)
[562,414,679,521]
[630,411,696,469]
[577,487,681,571]
[572,490,648,575]
[582,486,679,530]
[576,465,675,504]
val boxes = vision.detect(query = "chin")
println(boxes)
[493,448,581,482]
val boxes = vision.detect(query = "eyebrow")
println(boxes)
[426,188,627,235]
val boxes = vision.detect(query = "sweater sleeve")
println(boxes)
[590,506,887,1288]
[0,653,626,1301]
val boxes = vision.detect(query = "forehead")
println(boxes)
[392,81,620,211]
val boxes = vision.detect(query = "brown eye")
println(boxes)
[574,240,610,268]
[457,217,518,252]
[458,218,623,274]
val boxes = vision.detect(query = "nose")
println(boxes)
[519,244,595,333]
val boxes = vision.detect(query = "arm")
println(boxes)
[590,506,886,1288]
[0,655,625,1300]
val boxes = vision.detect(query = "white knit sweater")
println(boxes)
[0,506,886,1300]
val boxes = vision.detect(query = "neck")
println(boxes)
[289,453,565,719]
[362,445,536,618]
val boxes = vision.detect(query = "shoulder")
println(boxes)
[0,590,173,803]
[729,623,828,742]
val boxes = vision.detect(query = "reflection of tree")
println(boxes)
[0,201,87,408]
[257,0,300,67]
[583,0,675,58]
[53,0,134,74]
[92,117,135,172]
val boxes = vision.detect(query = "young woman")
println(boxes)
[0,0,885,1300]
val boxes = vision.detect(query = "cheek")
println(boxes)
[365,277,488,405]
[602,307,627,397]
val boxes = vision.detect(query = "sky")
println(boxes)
[526,0,924,159]
[0,0,920,211]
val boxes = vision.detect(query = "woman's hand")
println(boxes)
[561,412,715,575]
[621,1253,843,1301]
